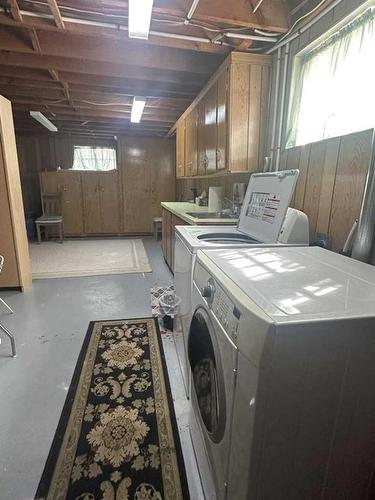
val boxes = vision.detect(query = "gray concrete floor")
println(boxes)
[0,237,203,500]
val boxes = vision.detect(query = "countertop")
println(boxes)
[161,202,238,225]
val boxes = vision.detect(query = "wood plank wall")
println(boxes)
[16,133,175,225]
[267,0,373,251]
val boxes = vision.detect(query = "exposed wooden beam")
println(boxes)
[8,0,22,23]
[29,29,42,53]
[46,0,65,30]
[0,26,223,75]
[0,14,228,54]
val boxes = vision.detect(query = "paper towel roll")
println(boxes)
[208,186,224,212]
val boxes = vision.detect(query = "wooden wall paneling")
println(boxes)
[229,63,249,172]
[99,171,120,233]
[286,146,301,207]
[0,96,31,289]
[58,171,84,235]
[294,144,311,211]
[329,129,372,252]
[82,172,101,233]
[259,64,271,171]
[216,69,227,171]
[315,137,340,238]
[302,140,327,241]
[247,64,262,172]
[278,150,288,171]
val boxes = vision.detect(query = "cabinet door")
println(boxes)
[204,82,218,174]
[122,147,151,233]
[58,172,83,235]
[217,70,227,171]
[40,171,59,194]
[176,122,185,178]
[165,210,172,268]
[82,173,101,234]
[185,109,198,177]
[99,172,120,234]
[197,100,206,175]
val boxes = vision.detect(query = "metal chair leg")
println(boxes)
[0,297,14,314]
[0,322,16,357]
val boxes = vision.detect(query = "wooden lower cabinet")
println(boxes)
[161,208,188,272]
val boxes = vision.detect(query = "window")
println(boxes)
[72,145,117,171]
[286,8,375,148]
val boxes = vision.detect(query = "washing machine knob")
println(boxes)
[201,285,213,298]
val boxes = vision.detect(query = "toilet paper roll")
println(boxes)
[208,186,224,212]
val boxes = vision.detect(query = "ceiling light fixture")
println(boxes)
[130,97,146,123]
[30,111,58,132]
[128,0,154,39]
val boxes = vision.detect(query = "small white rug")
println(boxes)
[29,239,152,279]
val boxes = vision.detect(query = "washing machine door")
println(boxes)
[188,306,226,443]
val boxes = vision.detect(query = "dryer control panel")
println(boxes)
[211,282,240,342]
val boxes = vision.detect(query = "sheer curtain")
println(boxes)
[286,8,375,148]
[72,146,116,171]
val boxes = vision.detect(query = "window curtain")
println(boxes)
[72,146,116,171]
[286,9,375,148]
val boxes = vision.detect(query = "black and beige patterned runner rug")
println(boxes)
[35,318,189,500]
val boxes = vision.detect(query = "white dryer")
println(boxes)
[190,246,375,500]
[174,169,309,397]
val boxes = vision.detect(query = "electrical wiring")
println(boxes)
[276,0,329,45]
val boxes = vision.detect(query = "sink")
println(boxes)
[185,211,235,219]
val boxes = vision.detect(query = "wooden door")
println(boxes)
[82,173,101,234]
[99,172,120,233]
[185,109,198,177]
[204,82,218,174]
[122,146,151,233]
[176,121,185,178]
[217,70,227,171]
[197,99,206,175]
[58,171,83,235]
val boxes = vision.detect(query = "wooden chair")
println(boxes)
[35,193,64,244]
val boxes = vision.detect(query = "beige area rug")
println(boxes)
[29,239,152,279]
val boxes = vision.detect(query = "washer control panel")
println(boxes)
[211,281,240,342]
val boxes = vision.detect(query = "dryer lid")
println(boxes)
[238,169,299,243]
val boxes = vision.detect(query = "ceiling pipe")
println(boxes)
[252,0,265,14]
[186,0,201,22]
[225,32,278,43]
[275,43,289,171]
[4,8,232,46]
[269,47,281,170]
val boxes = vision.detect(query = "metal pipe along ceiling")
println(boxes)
[351,131,375,264]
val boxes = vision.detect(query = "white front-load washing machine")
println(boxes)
[174,169,309,397]
[190,245,375,500]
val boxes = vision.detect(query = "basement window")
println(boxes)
[72,145,117,171]
[286,7,375,148]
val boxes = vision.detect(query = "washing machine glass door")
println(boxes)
[188,306,226,444]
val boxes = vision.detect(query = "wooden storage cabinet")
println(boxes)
[0,96,31,289]
[174,52,271,177]
[161,208,188,272]
[184,109,198,177]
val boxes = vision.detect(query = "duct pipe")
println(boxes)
[266,0,345,54]
[225,32,278,43]
[275,43,290,171]
[269,47,281,170]
[351,131,375,264]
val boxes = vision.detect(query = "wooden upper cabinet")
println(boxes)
[204,82,218,174]
[184,108,198,177]
[173,52,271,177]
[82,173,102,234]
[176,121,185,178]
[216,69,228,171]
[197,100,206,176]
[99,172,120,234]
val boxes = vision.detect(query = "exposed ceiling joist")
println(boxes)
[46,0,65,30]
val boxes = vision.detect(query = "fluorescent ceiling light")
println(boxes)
[131,97,146,123]
[128,0,154,39]
[30,111,58,132]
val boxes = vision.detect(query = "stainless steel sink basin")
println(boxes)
[185,211,235,219]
